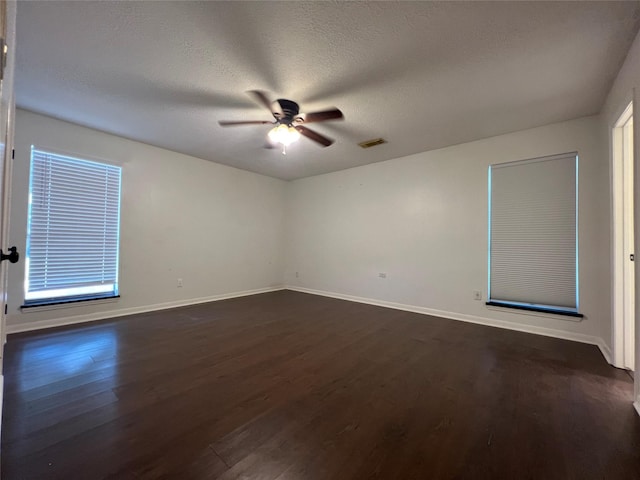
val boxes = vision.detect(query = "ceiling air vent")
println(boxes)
[358,138,387,149]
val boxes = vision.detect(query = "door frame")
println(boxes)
[0,0,16,442]
[633,88,640,415]
[612,101,634,370]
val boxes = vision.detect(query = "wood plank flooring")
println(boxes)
[2,290,639,479]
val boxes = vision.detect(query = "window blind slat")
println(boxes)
[25,149,122,302]
[489,153,577,310]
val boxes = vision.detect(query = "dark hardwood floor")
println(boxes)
[2,290,639,479]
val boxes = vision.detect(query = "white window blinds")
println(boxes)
[25,148,122,303]
[488,152,578,312]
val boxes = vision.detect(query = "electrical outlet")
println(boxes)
[295,271,299,278]
[378,272,387,278]
[473,290,482,300]
[177,278,183,288]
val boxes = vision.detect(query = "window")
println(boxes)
[24,148,122,305]
[487,152,580,317]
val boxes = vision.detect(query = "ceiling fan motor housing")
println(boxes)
[275,99,300,124]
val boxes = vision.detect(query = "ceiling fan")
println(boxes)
[218,91,343,154]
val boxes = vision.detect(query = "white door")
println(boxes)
[0,0,17,435]
[623,111,635,370]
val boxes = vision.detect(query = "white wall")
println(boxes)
[601,28,640,405]
[4,96,619,352]
[285,115,610,347]
[602,30,640,127]
[7,109,287,331]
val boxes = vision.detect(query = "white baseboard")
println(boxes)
[286,285,610,357]
[6,284,614,366]
[595,339,614,365]
[7,286,285,334]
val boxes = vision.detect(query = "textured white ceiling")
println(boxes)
[15,1,640,180]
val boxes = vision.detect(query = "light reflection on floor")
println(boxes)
[17,327,118,392]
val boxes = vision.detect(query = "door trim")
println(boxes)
[612,101,634,369]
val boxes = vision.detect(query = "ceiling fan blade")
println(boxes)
[295,125,334,147]
[218,120,273,126]
[246,90,283,118]
[299,108,344,124]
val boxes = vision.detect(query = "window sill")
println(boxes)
[485,301,583,321]
[21,295,120,313]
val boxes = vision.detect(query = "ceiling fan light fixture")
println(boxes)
[288,126,301,143]
[268,124,300,146]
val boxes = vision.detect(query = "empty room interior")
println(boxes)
[2,1,640,479]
